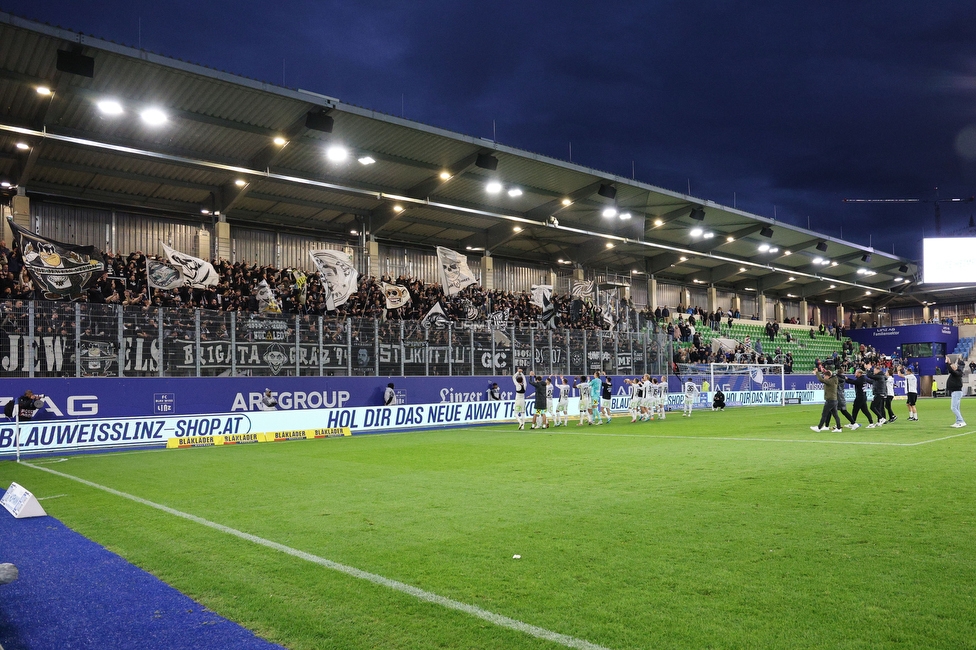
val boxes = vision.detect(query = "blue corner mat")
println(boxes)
[0,513,285,650]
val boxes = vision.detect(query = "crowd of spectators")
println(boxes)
[0,244,643,331]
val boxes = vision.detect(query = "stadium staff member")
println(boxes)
[812,364,842,432]
[527,371,549,430]
[833,368,857,428]
[866,363,888,426]
[945,356,966,428]
[844,368,873,429]
[384,383,397,406]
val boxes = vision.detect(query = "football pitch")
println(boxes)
[4,400,976,650]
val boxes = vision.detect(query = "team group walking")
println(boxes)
[510,369,707,429]
[512,364,962,430]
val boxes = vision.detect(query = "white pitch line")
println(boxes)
[542,429,976,447]
[22,462,612,650]
[905,430,976,445]
[37,494,68,500]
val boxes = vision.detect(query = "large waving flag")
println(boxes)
[571,280,594,301]
[436,246,477,296]
[8,219,104,300]
[381,282,411,309]
[146,259,184,290]
[256,280,281,314]
[161,242,218,289]
[309,249,359,307]
[421,302,451,330]
[531,284,555,327]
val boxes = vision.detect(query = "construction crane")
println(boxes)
[843,191,974,235]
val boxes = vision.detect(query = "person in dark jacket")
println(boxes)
[866,364,888,426]
[712,389,725,411]
[834,369,856,428]
[844,369,873,429]
[527,371,549,430]
[812,366,841,432]
[945,356,966,427]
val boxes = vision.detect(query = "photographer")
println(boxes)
[487,382,501,401]
[256,388,278,411]
[4,389,44,421]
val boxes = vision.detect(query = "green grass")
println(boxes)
[4,399,976,649]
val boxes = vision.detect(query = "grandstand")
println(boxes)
[2,10,976,650]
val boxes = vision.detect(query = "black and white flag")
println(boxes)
[531,284,556,329]
[460,299,481,320]
[436,246,477,296]
[601,290,617,330]
[161,242,218,288]
[309,249,359,307]
[421,302,451,330]
[381,282,411,309]
[486,308,510,331]
[9,219,105,300]
[571,280,594,301]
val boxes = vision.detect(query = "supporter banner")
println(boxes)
[161,243,218,288]
[8,219,105,300]
[436,247,477,296]
[308,249,358,308]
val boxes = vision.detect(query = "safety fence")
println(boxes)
[0,301,672,379]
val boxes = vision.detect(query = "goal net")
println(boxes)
[673,363,785,409]
[709,363,785,407]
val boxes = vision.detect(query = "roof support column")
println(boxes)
[836,304,845,328]
[812,304,822,327]
[800,299,809,325]
[480,253,493,291]
[758,294,768,321]
[648,277,658,312]
[214,216,231,262]
[197,228,212,262]
[774,301,785,324]
[731,295,740,315]
[367,239,380,280]
[707,286,718,314]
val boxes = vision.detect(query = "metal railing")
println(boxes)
[0,301,672,379]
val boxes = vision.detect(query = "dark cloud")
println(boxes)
[8,0,976,257]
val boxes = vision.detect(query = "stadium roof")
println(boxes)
[0,12,921,308]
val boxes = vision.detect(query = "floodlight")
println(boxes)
[140,108,167,126]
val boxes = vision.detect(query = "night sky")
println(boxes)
[8,1,976,261]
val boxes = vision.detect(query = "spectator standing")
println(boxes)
[945,356,966,428]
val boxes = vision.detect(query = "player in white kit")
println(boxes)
[553,376,571,426]
[513,368,527,430]
[656,377,669,420]
[682,379,699,417]
[625,377,641,422]
[576,375,594,425]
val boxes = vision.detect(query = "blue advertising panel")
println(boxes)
[847,324,958,375]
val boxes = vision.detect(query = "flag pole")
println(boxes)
[146,258,153,303]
